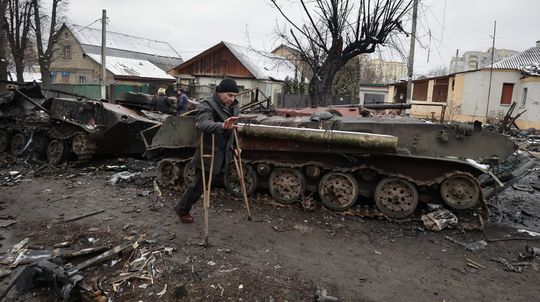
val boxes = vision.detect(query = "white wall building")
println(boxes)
[449,48,518,73]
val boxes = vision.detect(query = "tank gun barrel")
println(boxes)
[362,103,412,110]
[237,123,398,151]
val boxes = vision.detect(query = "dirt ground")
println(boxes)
[0,155,539,302]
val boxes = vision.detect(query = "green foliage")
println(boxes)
[283,73,307,95]
[283,76,293,94]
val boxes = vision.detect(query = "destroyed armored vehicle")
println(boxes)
[147,105,516,219]
[1,82,161,164]
[0,81,50,157]
[41,97,160,164]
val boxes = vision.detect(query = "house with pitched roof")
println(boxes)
[387,41,540,129]
[50,23,182,98]
[168,41,300,105]
[271,44,313,80]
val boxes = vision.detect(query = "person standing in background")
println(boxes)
[176,89,189,115]
[154,88,171,113]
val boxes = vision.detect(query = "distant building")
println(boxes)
[169,41,301,105]
[449,47,518,73]
[50,23,182,98]
[388,41,540,129]
[367,58,407,84]
[271,44,313,80]
[359,83,388,104]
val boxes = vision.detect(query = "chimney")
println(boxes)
[537,40,540,48]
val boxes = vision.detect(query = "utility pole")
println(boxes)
[485,20,496,119]
[406,0,419,109]
[101,9,107,99]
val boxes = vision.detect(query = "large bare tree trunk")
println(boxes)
[3,0,33,83]
[310,58,344,106]
[0,0,8,91]
[32,0,63,88]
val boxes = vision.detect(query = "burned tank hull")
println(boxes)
[42,98,161,164]
[252,110,516,162]
[1,81,161,164]
[148,114,504,219]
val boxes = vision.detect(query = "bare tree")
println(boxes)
[32,0,66,88]
[2,0,33,82]
[0,0,8,88]
[426,65,448,77]
[271,0,412,106]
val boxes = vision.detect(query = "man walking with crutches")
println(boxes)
[173,79,240,223]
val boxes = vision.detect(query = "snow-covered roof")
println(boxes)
[224,42,298,81]
[490,45,540,70]
[80,44,182,71]
[8,72,41,83]
[87,54,175,80]
[69,24,181,59]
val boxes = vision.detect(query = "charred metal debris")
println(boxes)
[0,235,178,301]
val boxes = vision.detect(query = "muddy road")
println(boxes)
[0,155,539,301]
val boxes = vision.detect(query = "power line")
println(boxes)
[71,18,102,34]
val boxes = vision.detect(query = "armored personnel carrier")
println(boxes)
[1,82,161,164]
[148,108,516,219]
[41,97,161,164]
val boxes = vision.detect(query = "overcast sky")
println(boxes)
[65,0,540,75]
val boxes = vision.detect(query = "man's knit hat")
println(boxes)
[216,79,239,93]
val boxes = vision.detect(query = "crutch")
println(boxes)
[199,134,215,247]
[232,128,252,220]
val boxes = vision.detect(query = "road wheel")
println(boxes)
[72,132,97,163]
[440,173,481,209]
[224,163,258,198]
[47,139,69,165]
[318,172,359,211]
[157,159,180,186]
[10,133,26,156]
[374,177,418,219]
[269,167,305,204]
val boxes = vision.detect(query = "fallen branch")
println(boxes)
[64,209,105,222]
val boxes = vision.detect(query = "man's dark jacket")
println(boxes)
[191,94,239,174]
[155,95,170,113]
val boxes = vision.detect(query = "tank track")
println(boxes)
[156,157,487,219]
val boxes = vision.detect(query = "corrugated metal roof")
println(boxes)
[490,45,540,69]
[87,54,175,80]
[70,24,181,60]
[224,42,299,81]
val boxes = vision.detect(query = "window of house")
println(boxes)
[521,87,528,108]
[500,83,514,105]
[61,71,70,83]
[50,72,57,83]
[63,46,71,60]
[79,76,86,84]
